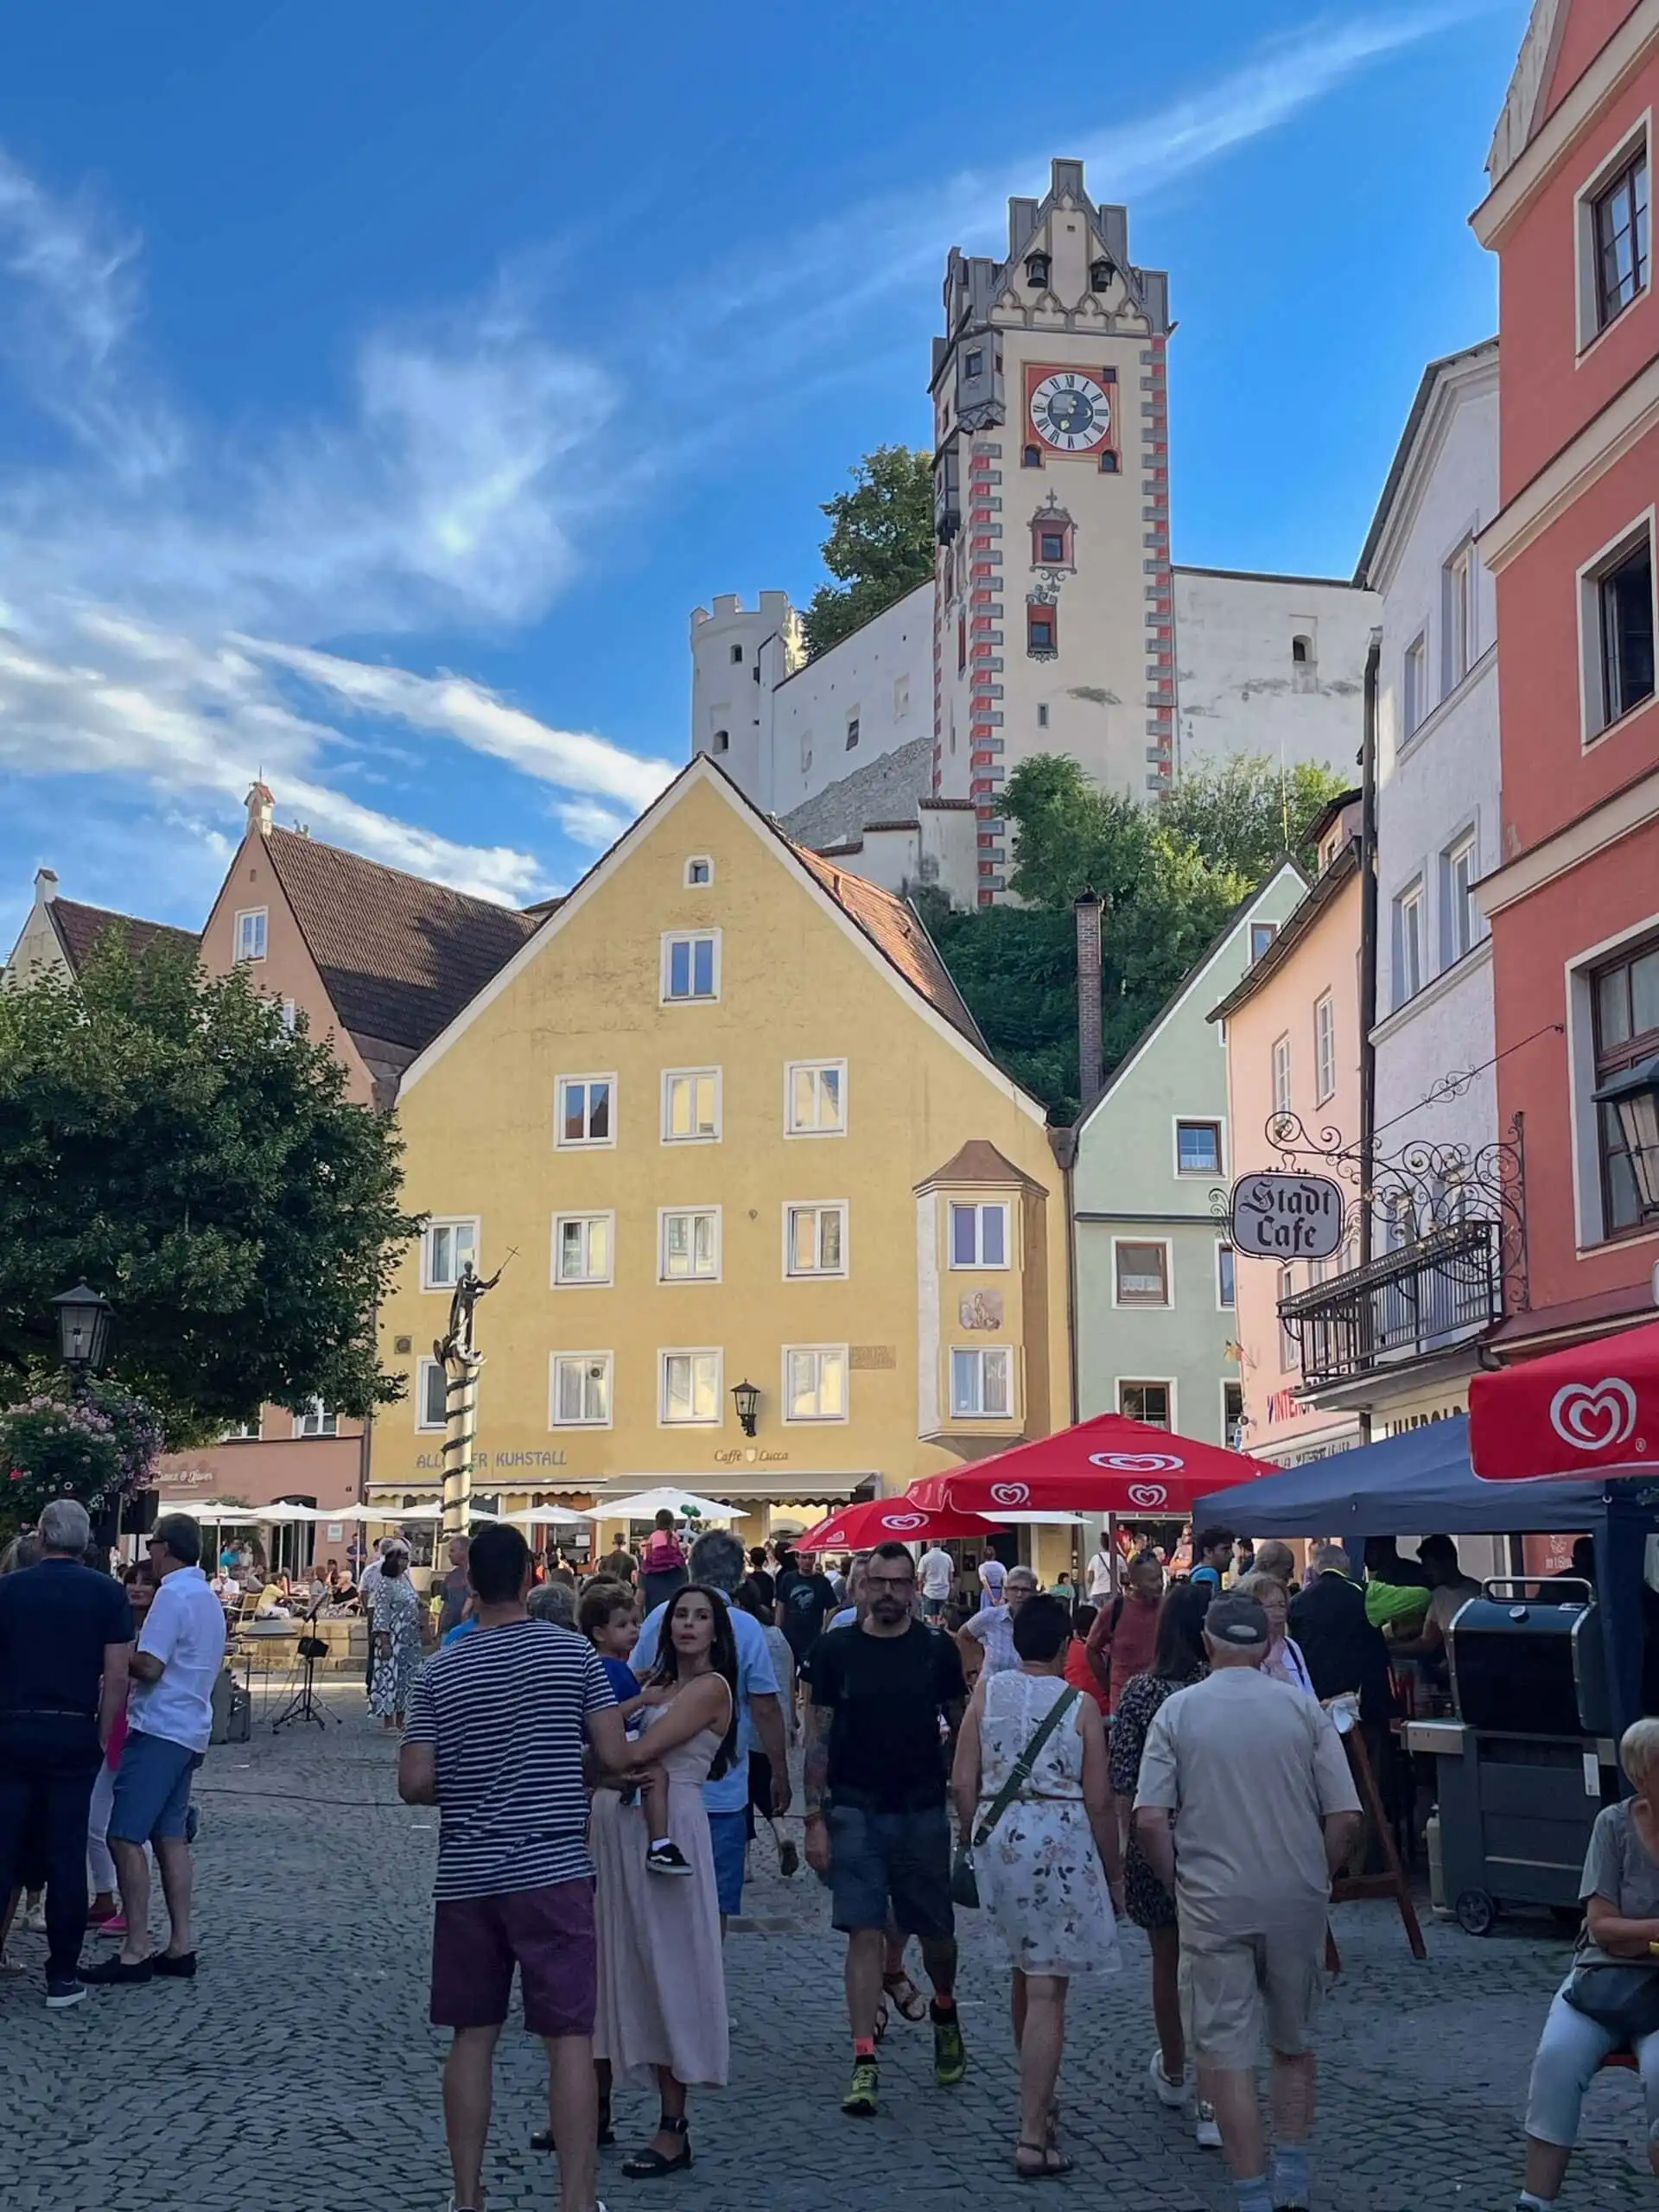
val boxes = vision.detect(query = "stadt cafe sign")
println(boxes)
[1229,1170,1345,1261]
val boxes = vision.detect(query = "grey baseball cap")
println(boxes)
[1205,1592,1270,1648]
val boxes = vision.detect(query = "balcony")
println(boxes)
[1277,1218,1503,1391]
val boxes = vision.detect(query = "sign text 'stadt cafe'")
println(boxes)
[1229,1171,1345,1261]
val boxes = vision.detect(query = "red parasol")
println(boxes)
[791,1497,997,1552]
[1470,1317,1659,1482]
[906,1412,1274,1517]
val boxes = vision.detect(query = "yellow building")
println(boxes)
[372,759,1071,1565]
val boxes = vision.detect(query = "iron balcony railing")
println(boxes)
[1276,1217,1503,1390]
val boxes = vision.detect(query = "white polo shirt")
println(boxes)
[130,1566,228,1755]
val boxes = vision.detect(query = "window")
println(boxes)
[295,1400,338,1439]
[556,1075,613,1147]
[1037,702,1049,728]
[1403,633,1427,737]
[279,998,298,1033]
[1175,1119,1222,1176]
[1115,1241,1170,1306]
[785,1345,849,1422]
[663,1069,721,1142]
[423,1217,479,1290]
[1592,149,1649,330]
[951,1345,1013,1418]
[1090,257,1112,292]
[1272,1034,1292,1116]
[1278,1268,1298,1372]
[222,1417,260,1442]
[1025,251,1050,287]
[785,1059,846,1135]
[729,643,743,664]
[1118,1380,1170,1429]
[233,908,267,963]
[1291,636,1309,664]
[416,1359,448,1432]
[1445,836,1477,963]
[1039,530,1066,563]
[661,1349,721,1424]
[684,856,713,887]
[554,1212,613,1286]
[1217,1243,1236,1310]
[963,348,984,378]
[1445,541,1477,690]
[1592,932,1659,1234]
[663,931,719,1002]
[1314,993,1336,1105]
[711,729,729,754]
[1023,444,1042,468]
[846,714,861,750]
[1223,1381,1245,1450]
[1597,532,1656,728]
[950,1200,1009,1268]
[785,1201,847,1277]
[1396,882,1426,1004]
[551,1352,613,1427]
[661,1209,720,1281]
[1027,605,1057,657]
[1250,920,1278,963]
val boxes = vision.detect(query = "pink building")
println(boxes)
[1211,799,1364,1463]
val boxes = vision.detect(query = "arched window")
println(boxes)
[711,729,729,754]
[1292,636,1310,665]
[1025,251,1051,288]
[1090,257,1112,292]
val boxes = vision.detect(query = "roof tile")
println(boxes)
[51,900,199,975]
[791,843,982,1046]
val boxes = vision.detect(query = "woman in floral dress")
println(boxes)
[1108,1580,1211,2125]
[952,1593,1122,2177]
[366,1543,423,1728]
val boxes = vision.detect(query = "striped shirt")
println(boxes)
[404,1618,614,1900]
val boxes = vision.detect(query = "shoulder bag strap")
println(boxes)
[973,1685,1080,1848]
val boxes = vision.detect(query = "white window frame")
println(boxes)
[1116,1377,1175,1431]
[416,1357,448,1433]
[422,1217,480,1292]
[683,855,715,887]
[661,1067,721,1144]
[1222,1378,1245,1450]
[784,1058,848,1138]
[659,1347,723,1427]
[782,1344,850,1424]
[294,1398,338,1439]
[1314,993,1336,1105]
[783,1199,849,1280]
[1443,537,1477,695]
[1173,1116,1225,1179]
[233,907,268,963]
[550,1351,613,1429]
[950,1344,1014,1421]
[1249,920,1279,963]
[660,929,721,1004]
[948,1199,1012,1270]
[1217,1241,1236,1312]
[1271,1033,1292,1116]
[659,1207,721,1284]
[1575,116,1652,353]
[556,1073,617,1149]
[1402,632,1427,740]
[279,998,298,1033]
[552,1211,614,1287]
[1443,831,1478,965]
[1112,1236,1173,1309]
[1577,509,1657,747]
[1395,880,1426,1005]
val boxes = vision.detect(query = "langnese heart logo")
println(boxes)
[1089,1451,1185,1474]
[1125,1483,1170,1510]
[1549,1380,1637,1453]
[988,1482,1031,1507]
[880,1511,926,1532]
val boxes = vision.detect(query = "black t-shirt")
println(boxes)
[807,1619,968,1811]
[0,1560,134,1720]
[777,1567,837,1650]
[744,1568,777,1610]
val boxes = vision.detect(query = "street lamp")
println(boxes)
[732,1379,760,1438]
[1594,1054,1659,1218]
[51,1281,114,1375]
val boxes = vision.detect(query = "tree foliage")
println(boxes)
[800,445,935,658]
[0,937,421,1440]
[925,753,1348,1123]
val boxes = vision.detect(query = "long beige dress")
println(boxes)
[592,1699,729,2089]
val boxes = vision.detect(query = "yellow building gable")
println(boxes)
[372,760,1071,1546]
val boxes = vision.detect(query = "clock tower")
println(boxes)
[930,159,1172,901]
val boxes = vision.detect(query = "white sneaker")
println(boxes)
[1195,2101,1223,2149]
[21,1897,47,1935]
[1147,2047,1189,2107]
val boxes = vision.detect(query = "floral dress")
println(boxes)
[1108,1665,1206,1929]
[974,1671,1121,1979]
[367,1573,423,1717]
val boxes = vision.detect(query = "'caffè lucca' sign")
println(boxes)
[1229,1171,1344,1260]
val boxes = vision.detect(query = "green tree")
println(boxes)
[1159,752,1351,881]
[0,936,421,1440]
[800,445,934,657]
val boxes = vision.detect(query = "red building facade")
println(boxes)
[1477,0,1659,1354]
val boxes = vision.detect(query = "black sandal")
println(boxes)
[1014,2142,1073,2180]
[621,2113,692,2178]
[534,2094,613,2152]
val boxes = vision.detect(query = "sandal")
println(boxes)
[881,1970,929,2023]
[874,1997,889,2044]
[1014,2143,1074,2180]
[620,2113,692,2178]
[534,2094,613,2152]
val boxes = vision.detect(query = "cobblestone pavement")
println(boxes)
[3,1696,1652,2211]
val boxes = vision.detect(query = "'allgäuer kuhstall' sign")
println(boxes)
[1230,1171,1344,1260]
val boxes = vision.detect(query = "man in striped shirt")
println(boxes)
[401,1522,628,2212]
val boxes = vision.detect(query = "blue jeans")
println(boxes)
[1525,1982,1659,2145]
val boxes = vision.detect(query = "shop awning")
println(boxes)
[1471,1317,1659,1482]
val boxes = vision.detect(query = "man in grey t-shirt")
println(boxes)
[1135,1593,1360,2212]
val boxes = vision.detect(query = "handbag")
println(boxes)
[1561,1962,1659,2040]
[952,1685,1081,1910]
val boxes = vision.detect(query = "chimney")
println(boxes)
[245,781,275,838]
[1074,891,1104,1114]
[33,866,59,905]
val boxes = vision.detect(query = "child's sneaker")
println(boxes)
[645,1840,694,1877]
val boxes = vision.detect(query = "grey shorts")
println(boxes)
[825,1801,954,1941]
[1180,1919,1325,2069]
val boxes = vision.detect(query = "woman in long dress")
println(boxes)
[591,1584,736,2176]
[366,1544,422,1728]
[952,1592,1122,2177]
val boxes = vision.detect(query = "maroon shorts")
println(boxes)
[429,1877,596,2037]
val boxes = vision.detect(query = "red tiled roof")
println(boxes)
[50,899,199,974]
[791,843,982,1046]
[915,1139,1046,1193]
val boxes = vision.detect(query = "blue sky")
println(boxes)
[0,0,1528,940]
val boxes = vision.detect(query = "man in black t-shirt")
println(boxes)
[776,1551,837,1661]
[804,1540,968,2119]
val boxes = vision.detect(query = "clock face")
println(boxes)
[1030,372,1111,453]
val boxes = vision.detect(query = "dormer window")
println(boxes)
[1025,251,1051,288]
[1090,257,1112,292]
